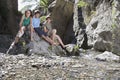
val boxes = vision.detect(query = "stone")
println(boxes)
[0,0,18,35]
[112,0,120,56]
[86,7,113,51]
[65,44,75,53]
[0,35,13,53]
[0,52,120,79]
[49,0,76,44]
[95,51,120,62]
[84,0,120,54]
[72,0,120,55]
[27,32,66,56]
[73,0,88,48]
[72,64,85,68]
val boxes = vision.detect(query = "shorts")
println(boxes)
[34,27,47,37]
[16,26,25,38]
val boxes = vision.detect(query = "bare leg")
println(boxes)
[15,27,25,44]
[15,37,19,43]
[56,35,65,48]
[41,35,54,45]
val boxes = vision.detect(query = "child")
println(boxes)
[43,15,52,37]
[32,10,54,45]
[15,10,33,43]
[51,29,66,48]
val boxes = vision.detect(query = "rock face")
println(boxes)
[73,0,88,49]
[48,0,120,55]
[86,2,113,51]
[0,0,18,35]
[49,0,76,44]
[0,35,13,53]
[78,0,120,55]
[112,0,120,56]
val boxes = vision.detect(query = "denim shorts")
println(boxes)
[34,27,47,37]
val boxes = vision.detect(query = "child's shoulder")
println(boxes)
[55,35,59,38]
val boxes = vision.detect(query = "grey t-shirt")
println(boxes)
[44,22,52,36]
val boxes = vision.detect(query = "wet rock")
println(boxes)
[95,51,120,62]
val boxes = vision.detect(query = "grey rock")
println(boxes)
[65,44,76,53]
[72,64,86,68]
[73,0,87,47]
[49,0,75,44]
[27,33,66,56]
[85,0,120,55]
[0,0,18,35]
[86,7,113,51]
[95,51,120,62]
[112,0,120,56]
[65,44,80,56]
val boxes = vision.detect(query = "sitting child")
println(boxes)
[51,29,66,48]
[32,10,54,45]
[15,10,33,43]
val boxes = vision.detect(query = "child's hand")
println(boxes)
[33,29,35,32]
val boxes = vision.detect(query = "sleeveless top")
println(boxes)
[22,17,30,27]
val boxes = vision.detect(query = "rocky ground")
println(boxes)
[0,50,120,80]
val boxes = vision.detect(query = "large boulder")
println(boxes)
[0,35,13,53]
[7,32,67,56]
[0,0,18,35]
[84,0,120,55]
[86,7,113,51]
[49,0,76,44]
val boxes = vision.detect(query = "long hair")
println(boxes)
[25,10,33,17]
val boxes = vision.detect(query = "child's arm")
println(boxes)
[30,17,34,41]
[30,17,32,26]
[44,26,48,32]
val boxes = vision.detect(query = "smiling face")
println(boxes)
[35,13,40,18]
[46,17,52,23]
[25,10,31,18]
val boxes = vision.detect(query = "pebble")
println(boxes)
[0,53,120,79]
